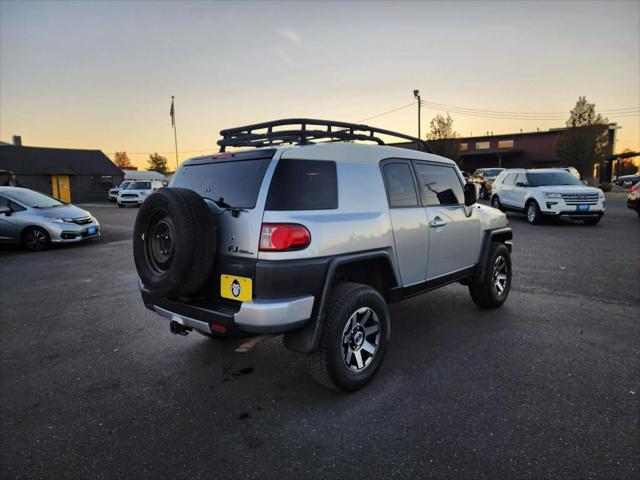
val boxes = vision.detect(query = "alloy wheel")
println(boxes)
[25,229,47,251]
[492,255,508,296]
[341,307,381,372]
[527,204,536,223]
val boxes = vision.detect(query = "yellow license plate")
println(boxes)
[220,275,253,302]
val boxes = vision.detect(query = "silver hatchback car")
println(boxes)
[0,187,100,251]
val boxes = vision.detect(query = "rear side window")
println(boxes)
[413,163,463,206]
[383,163,419,207]
[171,159,270,209]
[266,159,337,210]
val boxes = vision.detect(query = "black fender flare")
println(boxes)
[283,250,398,354]
[470,227,513,284]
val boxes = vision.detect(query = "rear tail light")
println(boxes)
[631,183,639,192]
[259,224,311,251]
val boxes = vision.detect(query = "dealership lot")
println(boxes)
[1,196,638,479]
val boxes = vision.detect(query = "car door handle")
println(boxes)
[430,217,446,228]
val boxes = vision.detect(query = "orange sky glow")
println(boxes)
[1,1,638,171]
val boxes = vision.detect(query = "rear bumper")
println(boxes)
[140,282,314,336]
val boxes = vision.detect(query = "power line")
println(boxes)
[356,102,415,123]
[421,101,639,121]
[421,100,639,116]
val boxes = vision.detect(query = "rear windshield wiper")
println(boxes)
[213,197,248,217]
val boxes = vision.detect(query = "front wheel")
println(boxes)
[469,242,512,308]
[22,227,50,252]
[491,195,502,210]
[526,201,542,225]
[117,202,125,208]
[306,282,389,392]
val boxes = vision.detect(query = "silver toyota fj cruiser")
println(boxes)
[134,119,513,391]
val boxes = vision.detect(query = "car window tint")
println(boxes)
[171,158,270,209]
[515,173,527,185]
[413,163,463,206]
[0,196,7,208]
[383,163,419,207]
[266,159,338,210]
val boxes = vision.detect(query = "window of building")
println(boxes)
[413,163,463,206]
[459,143,468,151]
[383,163,419,208]
[498,139,514,148]
[476,141,490,150]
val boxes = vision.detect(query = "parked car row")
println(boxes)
[615,174,640,188]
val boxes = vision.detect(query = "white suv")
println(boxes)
[117,180,164,207]
[490,168,605,225]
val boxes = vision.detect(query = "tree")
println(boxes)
[113,151,133,169]
[426,113,460,160]
[556,97,609,179]
[147,153,168,175]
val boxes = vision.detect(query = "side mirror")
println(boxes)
[0,206,11,216]
[463,183,477,206]
[582,180,588,185]
[516,182,527,187]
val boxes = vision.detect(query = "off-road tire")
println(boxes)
[133,187,216,298]
[469,242,512,308]
[306,282,389,392]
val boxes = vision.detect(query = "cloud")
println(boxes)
[276,28,302,46]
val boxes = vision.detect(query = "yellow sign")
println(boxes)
[220,275,252,302]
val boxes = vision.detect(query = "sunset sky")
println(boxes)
[1,0,638,170]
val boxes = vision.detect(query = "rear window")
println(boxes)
[170,159,270,209]
[266,159,338,210]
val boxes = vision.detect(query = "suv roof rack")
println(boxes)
[217,118,432,154]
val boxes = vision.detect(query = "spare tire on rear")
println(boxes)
[133,188,216,298]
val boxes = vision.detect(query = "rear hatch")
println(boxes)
[169,149,276,301]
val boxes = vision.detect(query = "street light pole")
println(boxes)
[413,89,421,140]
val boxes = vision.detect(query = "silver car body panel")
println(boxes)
[174,143,508,289]
[0,187,100,244]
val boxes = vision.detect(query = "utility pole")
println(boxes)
[413,89,421,140]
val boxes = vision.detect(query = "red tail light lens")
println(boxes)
[631,183,639,192]
[260,224,310,251]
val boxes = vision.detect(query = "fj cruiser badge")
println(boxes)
[231,279,241,297]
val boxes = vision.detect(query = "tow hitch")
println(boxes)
[170,321,191,336]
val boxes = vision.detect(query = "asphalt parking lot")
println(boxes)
[1,196,639,479]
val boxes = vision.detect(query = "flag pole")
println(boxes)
[171,96,179,171]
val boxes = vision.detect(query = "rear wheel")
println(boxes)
[22,227,50,252]
[306,282,389,392]
[469,243,511,308]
